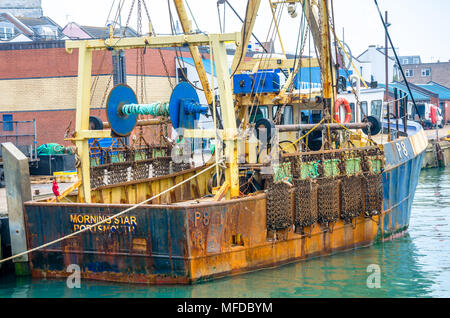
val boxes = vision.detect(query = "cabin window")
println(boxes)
[349,103,355,123]
[2,114,13,131]
[300,111,310,124]
[421,69,431,77]
[360,101,368,121]
[371,100,383,120]
[272,105,293,125]
[405,69,414,77]
[248,106,268,123]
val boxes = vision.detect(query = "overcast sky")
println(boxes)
[42,0,449,63]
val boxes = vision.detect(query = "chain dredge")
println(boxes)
[88,126,194,188]
[363,174,383,217]
[317,178,340,224]
[294,179,318,233]
[273,145,385,235]
[266,179,294,231]
[340,176,362,223]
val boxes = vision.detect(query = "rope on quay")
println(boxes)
[0,161,222,265]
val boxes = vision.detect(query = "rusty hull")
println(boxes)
[23,193,381,284]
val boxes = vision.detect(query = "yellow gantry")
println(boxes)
[66,30,241,202]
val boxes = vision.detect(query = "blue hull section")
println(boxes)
[380,133,427,239]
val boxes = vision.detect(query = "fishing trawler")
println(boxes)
[18,0,427,284]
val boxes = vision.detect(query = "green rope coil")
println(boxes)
[122,102,170,117]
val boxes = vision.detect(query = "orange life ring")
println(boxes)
[334,97,352,124]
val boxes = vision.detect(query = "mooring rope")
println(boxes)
[0,161,222,265]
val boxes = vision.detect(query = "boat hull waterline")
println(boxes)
[23,130,428,284]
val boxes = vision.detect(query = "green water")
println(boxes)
[0,167,449,298]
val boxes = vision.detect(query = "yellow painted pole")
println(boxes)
[74,44,93,203]
[211,34,239,198]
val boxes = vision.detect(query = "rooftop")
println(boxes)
[80,25,137,39]
[417,82,450,100]
[378,82,431,101]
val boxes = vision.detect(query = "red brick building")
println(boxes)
[0,40,197,146]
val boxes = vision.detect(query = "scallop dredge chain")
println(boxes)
[265,150,384,232]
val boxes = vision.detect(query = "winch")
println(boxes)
[106,82,209,136]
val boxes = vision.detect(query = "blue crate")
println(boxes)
[253,71,280,93]
[233,74,253,94]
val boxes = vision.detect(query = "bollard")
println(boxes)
[1,142,32,276]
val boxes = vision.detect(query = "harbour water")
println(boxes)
[0,166,449,298]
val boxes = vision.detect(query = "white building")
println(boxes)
[356,45,400,84]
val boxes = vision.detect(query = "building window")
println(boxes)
[2,114,13,131]
[421,69,431,77]
[403,59,409,65]
[413,58,420,64]
[405,69,414,77]
[0,27,14,40]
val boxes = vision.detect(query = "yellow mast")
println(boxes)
[318,0,337,116]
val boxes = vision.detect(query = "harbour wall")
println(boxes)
[422,141,450,168]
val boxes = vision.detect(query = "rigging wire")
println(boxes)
[90,0,125,113]
[246,2,283,127]
[223,0,268,54]
[217,1,223,33]
[167,0,218,93]
[230,0,251,77]
[373,0,422,123]
[141,0,175,90]
[185,0,200,33]
[274,1,308,125]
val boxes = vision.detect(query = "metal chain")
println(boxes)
[266,180,293,231]
[141,0,174,90]
[274,20,310,125]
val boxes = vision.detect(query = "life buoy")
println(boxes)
[334,98,352,124]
